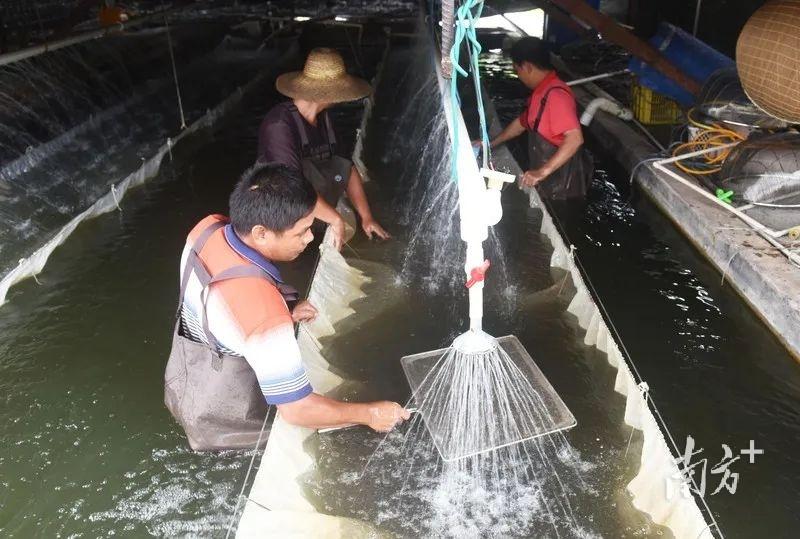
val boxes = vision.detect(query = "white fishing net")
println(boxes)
[720,133,800,202]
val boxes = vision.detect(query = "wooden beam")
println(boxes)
[549,0,701,95]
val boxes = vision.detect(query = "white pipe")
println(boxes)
[466,243,485,331]
[580,96,633,126]
[567,69,629,87]
[0,8,180,68]
[651,148,800,266]
[434,41,490,332]
[481,167,515,226]
[693,0,703,36]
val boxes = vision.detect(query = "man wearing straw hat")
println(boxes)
[258,48,390,249]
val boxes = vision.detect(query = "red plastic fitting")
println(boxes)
[465,259,491,288]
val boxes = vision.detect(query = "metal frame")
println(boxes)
[0,7,182,68]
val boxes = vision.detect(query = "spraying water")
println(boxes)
[344,18,586,536]
[300,38,678,538]
[385,47,511,298]
[353,420,595,538]
[394,2,577,460]
[0,26,275,277]
[402,334,575,462]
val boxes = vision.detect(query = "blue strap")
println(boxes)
[447,0,491,181]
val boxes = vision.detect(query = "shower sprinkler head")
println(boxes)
[401,335,577,462]
[452,329,498,355]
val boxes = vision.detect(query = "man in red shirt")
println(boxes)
[489,37,592,199]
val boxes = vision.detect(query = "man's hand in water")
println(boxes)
[362,217,390,240]
[365,401,410,432]
[330,217,346,251]
[520,167,550,188]
[291,300,318,323]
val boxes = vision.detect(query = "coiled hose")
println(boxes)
[671,108,745,176]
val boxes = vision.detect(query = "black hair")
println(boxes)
[508,37,553,71]
[229,162,317,235]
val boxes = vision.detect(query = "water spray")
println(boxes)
[400,1,576,462]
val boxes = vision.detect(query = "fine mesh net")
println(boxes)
[720,134,800,198]
[401,335,576,462]
[694,67,787,129]
[736,0,800,123]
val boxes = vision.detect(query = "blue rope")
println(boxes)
[447,0,491,181]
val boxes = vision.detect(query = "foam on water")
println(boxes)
[304,410,606,538]
[86,447,249,537]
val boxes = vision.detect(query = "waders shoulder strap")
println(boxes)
[178,221,302,356]
[289,105,336,158]
[322,111,337,155]
[198,264,299,355]
[178,220,225,314]
[207,264,299,301]
[532,86,571,136]
[288,104,311,150]
[200,265,273,354]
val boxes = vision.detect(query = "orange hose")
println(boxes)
[672,110,745,175]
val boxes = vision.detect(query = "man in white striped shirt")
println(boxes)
[173,163,408,441]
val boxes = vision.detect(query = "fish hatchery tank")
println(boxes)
[0,2,799,539]
[274,42,683,538]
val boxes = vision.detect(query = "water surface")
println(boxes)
[480,49,800,538]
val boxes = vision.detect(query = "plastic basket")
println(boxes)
[631,81,683,125]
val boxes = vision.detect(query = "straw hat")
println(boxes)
[276,48,372,103]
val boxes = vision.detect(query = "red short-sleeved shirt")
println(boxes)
[519,71,580,147]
